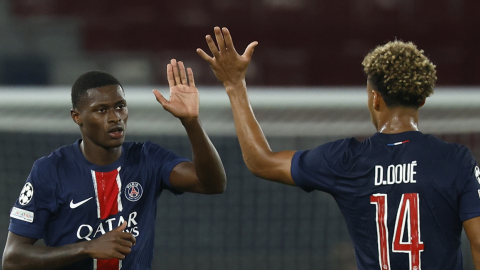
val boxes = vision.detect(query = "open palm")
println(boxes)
[153,59,199,119]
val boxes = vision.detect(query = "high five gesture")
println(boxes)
[153,59,199,120]
[197,27,258,89]
[197,27,296,186]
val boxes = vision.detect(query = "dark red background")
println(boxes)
[12,0,480,86]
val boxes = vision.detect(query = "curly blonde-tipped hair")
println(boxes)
[362,40,437,108]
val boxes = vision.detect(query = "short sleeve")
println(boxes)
[291,138,358,194]
[8,160,58,239]
[142,141,190,195]
[457,147,480,222]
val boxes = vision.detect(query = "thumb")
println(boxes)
[152,89,169,109]
[115,221,127,232]
[243,41,258,59]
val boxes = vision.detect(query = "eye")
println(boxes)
[116,104,126,110]
[97,108,106,113]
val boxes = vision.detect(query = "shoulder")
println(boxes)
[309,137,361,157]
[421,134,472,159]
[32,143,78,173]
[295,137,360,166]
[123,140,169,156]
[27,143,79,192]
[123,140,185,163]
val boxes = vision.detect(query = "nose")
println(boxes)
[107,108,121,123]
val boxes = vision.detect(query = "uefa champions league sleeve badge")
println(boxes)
[19,182,34,206]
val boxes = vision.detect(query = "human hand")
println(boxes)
[84,222,136,260]
[197,26,258,88]
[153,59,199,120]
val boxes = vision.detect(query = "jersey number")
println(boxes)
[370,193,424,270]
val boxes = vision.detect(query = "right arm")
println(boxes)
[3,222,135,270]
[197,27,295,186]
[463,216,480,270]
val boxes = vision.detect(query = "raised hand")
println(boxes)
[197,27,258,88]
[84,222,136,260]
[153,59,199,119]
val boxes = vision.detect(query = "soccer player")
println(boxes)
[2,59,227,270]
[197,27,480,269]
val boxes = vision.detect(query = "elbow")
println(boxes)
[209,180,227,194]
[202,177,227,195]
[471,240,480,253]
[245,161,269,180]
[3,249,17,270]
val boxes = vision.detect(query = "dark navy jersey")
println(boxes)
[291,131,480,270]
[9,140,189,270]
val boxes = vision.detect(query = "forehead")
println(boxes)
[82,85,125,107]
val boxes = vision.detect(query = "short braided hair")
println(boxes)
[362,40,437,108]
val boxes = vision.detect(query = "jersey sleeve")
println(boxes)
[457,146,480,222]
[143,141,190,195]
[8,159,58,239]
[291,138,358,194]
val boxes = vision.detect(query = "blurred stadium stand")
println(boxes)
[1,0,480,85]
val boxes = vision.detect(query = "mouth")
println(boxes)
[108,126,125,139]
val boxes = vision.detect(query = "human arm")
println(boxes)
[152,60,226,194]
[2,222,136,270]
[463,216,480,270]
[196,27,296,186]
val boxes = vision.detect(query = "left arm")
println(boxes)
[153,59,226,194]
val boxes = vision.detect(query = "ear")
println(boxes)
[418,99,426,108]
[71,109,82,126]
[371,90,382,111]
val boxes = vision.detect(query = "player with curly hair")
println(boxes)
[198,27,480,269]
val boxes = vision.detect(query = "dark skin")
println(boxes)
[2,60,226,270]
[197,26,480,269]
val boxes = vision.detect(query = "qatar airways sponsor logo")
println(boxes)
[77,212,140,241]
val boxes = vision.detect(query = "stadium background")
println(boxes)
[1,0,480,269]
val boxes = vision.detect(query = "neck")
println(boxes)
[80,140,122,166]
[376,108,420,134]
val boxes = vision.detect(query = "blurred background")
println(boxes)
[1,0,479,269]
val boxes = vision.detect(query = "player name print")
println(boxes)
[374,161,418,186]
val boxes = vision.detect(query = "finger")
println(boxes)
[114,221,127,232]
[214,26,226,53]
[196,48,214,64]
[243,41,259,60]
[222,27,237,54]
[206,35,220,59]
[187,68,195,87]
[166,64,175,88]
[115,245,132,256]
[111,251,127,260]
[117,235,136,247]
[170,59,181,85]
[178,61,187,85]
[153,90,169,108]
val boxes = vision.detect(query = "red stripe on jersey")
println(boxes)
[96,258,120,270]
[94,170,120,219]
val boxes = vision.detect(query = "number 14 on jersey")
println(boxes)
[370,193,424,270]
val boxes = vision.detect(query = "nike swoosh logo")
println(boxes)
[70,197,93,209]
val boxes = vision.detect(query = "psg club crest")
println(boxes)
[125,182,143,202]
[19,183,34,206]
